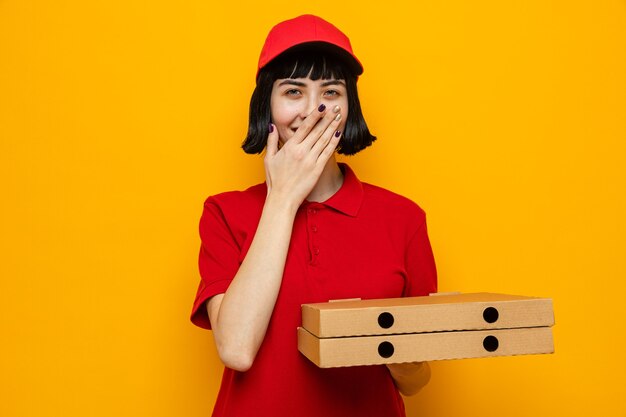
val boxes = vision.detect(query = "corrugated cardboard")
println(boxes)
[302,292,554,338]
[297,326,554,368]
[298,293,555,368]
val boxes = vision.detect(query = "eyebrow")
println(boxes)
[278,80,307,87]
[277,79,346,87]
[320,80,346,87]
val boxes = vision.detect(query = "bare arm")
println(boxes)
[206,106,343,372]
[386,362,432,396]
[206,196,298,371]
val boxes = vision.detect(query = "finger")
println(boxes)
[301,105,342,150]
[265,123,279,158]
[316,128,341,165]
[289,103,328,144]
[310,108,342,156]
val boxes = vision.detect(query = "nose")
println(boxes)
[299,95,320,119]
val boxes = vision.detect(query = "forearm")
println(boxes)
[386,362,431,396]
[208,106,342,370]
[211,193,299,369]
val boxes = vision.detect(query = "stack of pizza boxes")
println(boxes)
[298,293,555,368]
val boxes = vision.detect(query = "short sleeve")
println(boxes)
[190,199,242,330]
[403,218,438,297]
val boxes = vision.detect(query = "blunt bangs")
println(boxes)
[242,50,376,156]
[267,51,348,82]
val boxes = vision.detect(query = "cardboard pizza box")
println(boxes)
[297,292,555,368]
[297,326,554,368]
[301,292,554,338]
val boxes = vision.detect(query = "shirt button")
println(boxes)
[311,226,318,233]
[313,247,320,255]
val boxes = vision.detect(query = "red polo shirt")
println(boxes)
[191,163,437,417]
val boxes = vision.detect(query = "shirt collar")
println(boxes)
[319,163,363,217]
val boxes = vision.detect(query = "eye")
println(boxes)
[324,89,340,97]
[285,89,301,96]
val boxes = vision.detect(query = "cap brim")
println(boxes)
[261,41,363,78]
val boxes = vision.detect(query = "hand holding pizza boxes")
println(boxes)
[298,293,555,368]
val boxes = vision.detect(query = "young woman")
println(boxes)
[191,14,437,417]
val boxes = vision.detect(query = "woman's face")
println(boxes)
[270,76,349,144]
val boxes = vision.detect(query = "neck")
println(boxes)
[306,157,344,203]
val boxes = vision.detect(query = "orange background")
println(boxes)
[1,1,625,416]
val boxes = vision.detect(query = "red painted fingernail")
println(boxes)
[334,130,341,137]
[269,123,274,133]
[318,104,326,112]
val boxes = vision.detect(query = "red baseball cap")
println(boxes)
[256,15,363,79]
